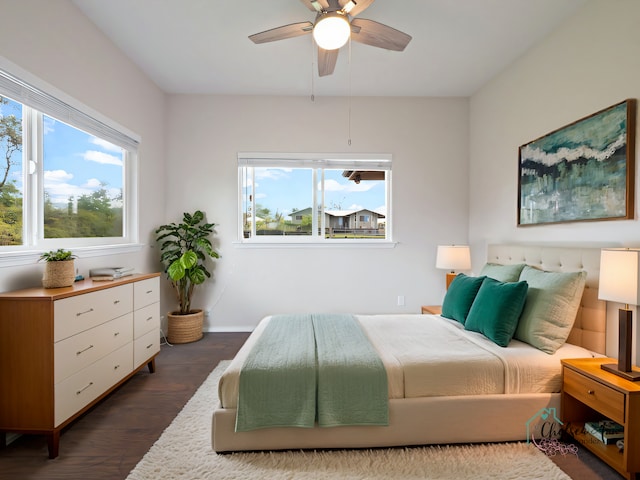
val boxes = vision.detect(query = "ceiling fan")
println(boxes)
[249,0,412,77]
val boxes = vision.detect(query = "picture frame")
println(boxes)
[518,99,636,226]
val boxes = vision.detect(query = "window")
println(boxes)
[0,66,139,254]
[238,153,392,243]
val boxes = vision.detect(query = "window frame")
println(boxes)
[0,57,142,265]
[237,152,394,247]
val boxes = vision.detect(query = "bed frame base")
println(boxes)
[212,393,560,452]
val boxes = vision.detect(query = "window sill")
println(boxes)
[233,240,397,249]
[0,243,145,268]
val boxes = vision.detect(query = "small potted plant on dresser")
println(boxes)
[155,210,219,344]
[39,248,76,288]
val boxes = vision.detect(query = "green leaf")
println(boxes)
[180,250,198,269]
[187,267,206,285]
[167,260,185,281]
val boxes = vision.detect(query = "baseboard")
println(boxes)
[206,326,254,333]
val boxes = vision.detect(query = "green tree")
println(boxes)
[0,97,22,191]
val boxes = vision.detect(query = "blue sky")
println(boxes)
[251,168,386,219]
[3,95,123,207]
[42,116,123,207]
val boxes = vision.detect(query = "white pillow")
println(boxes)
[515,266,586,354]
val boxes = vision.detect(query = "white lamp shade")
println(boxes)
[436,245,471,271]
[313,13,351,50]
[598,248,640,305]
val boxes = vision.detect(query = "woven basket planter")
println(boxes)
[167,309,204,344]
[42,260,76,288]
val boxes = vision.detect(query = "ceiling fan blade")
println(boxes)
[318,47,339,76]
[350,18,411,51]
[249,22,313,44]
[299,0,329,12]
[339,0,374,17]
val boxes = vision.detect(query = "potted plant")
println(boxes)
[155,210,219,343]
[39,248,76,288]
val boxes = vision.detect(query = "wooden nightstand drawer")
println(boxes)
[563,367,625,424]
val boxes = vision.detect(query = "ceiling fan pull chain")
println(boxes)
[348,36,352,146]
[310,34,315,102]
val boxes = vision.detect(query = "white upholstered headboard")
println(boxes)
[486,245,606,355]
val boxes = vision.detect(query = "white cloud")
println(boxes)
[90,136,122,153]
[83,178,103,188]
[255,169,290,181]
[84,150,123,166]
[323,179,374,192]
[44,170,89,204]
[45,170,74,183]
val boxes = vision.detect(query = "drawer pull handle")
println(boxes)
[146,290,153,294]
[76,382,94,395]
[146,343,153,349]
[587,389,595,395]
[114,331,120,337]
[114,300,120,304]
[114,364,120,370]
[76,344,94,355]
[146,316,153,322]
[76,308,94,317]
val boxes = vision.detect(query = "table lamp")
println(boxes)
[598,248,640,381]
[436,245,471,289]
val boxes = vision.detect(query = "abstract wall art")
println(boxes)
[518,99,636,226]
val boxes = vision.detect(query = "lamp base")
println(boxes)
[601,363,640,382]
[445,272,457,289]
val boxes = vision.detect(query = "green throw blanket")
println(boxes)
[235,313,388,432]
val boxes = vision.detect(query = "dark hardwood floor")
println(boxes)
[0,332,249,480]
[0,332,623,480]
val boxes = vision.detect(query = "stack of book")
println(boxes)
[89,267,134,281]
[584,419,624,445]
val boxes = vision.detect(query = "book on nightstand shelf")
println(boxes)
[584,420,624,444]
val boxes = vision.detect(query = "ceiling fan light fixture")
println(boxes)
[313,12,351,50]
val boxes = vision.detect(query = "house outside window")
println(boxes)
[0,67,139,254]
[239,153,392,243]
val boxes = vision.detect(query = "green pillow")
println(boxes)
[515,266,587,354]
[441,274,486,324]
[465,278,529,347]
[480,263,526,283]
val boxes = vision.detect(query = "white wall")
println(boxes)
[469,0,640,361]
[166,95,469,330]
[0,0,165,291]
[469,0,640,267]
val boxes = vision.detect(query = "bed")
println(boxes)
[212,245,606,452]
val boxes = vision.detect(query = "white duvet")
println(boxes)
[219,314,595,408]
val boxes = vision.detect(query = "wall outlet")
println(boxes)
[397,295,405,306]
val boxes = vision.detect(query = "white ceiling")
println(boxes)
[72,0,587,97]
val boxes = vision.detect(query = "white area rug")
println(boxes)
[126,361,571,480]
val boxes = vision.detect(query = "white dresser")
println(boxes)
[0,273,161,458]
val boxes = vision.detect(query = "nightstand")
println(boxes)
[561,358,640,480]
[421,305,442,315]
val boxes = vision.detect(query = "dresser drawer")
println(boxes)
[134,302,160,339]
[134,328,160,368]
[563,367,625,424]
[134,277,160,310]
[54,284,133,342]
[54,313,133,383]
[54,342,133,426]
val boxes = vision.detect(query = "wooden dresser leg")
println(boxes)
[147,357,156,374]
[47,431,60,459]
